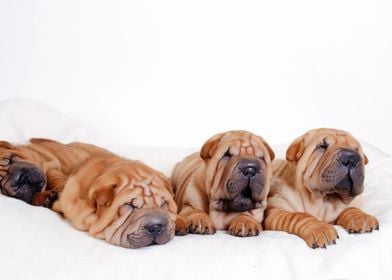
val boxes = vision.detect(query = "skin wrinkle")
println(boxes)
[173,130,274,235]
[265,128,378,248]
[2,139,177,249]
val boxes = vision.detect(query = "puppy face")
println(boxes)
[89,164,177,249]
[286,128,368,203]
[200,130,274,212]
[0,141,46,204]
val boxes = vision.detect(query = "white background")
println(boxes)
[1,0,391,154]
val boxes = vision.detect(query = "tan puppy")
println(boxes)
[0,139,103,207]
[172,130,275,237]
[0,139,177,248]
[264,128,379,248]
[52,152,177,248]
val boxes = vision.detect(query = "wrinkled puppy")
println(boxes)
[264,128,379,248]
[172,130,274,237]
[0,139,102,207]
[0,139,177,248]
[52,153,177,249]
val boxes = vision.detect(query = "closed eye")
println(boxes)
[316,139,329,151]
[160,201,168,209]
[223,150,233,158]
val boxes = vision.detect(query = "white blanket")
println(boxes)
[0,98,391,280]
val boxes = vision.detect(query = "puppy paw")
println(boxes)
[187,213,215,235]
[337,207,379,234]
[228,215,262,237]
[302,223,338,249]
[175,215,189,236]
[32,191,58,208]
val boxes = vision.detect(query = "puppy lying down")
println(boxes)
[0,139,177,248]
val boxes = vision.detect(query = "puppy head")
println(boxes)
[200,130,274,212]
[286,128,368,203]
[0,141,46,204]
[89,163,177,249]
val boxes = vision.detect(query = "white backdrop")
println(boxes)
[1,0,391,154]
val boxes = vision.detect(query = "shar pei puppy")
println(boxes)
[264,128,379,248]
[0,139,177,248]
[172,130,275,237]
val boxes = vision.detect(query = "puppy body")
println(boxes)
[53,153,177,248]
[0,139,104,206]
[268,159,362,223]
[264,128,379,248]
[173,130,274,237]
[1,139,177,248]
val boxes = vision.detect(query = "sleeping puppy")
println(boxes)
[0,139,103,207]
[52,152,177,249]
[264,128,379,248]
[172,130,275,237]
[0,139,177,248]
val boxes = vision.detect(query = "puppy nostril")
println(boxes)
[340,153,360,168]
[18,173,31,185]
[242,167,257,177]
[145,224,164,236]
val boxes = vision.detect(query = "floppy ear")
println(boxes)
[286,136,305,162]
[263,141,275,161]
[0,141,14,149]
[200,132,226,160]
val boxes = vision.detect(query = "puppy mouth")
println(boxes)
[220,185,262,212]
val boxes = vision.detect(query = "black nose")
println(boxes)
[339,149,361,168]
[239,161,260,177]
[18,172,31,185]
[242,166,257,177]
[145,224,164,236]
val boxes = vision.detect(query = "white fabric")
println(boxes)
[0,98,391,280]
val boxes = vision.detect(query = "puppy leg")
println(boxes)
[32,170,67,209]
[336,207,379,233]
[228,214,262,237]
[264,209,338,248]
[177,206,215,235]
[32,191,58,208]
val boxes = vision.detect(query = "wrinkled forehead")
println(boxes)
[220,133,266,157]
[116,178,176,211]
[305,129,361,150]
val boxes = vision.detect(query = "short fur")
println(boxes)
[264,128,379,248]
[0,139,177,248]
[172,130,274,237]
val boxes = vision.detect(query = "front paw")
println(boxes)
[228,215,262,237]
[302,223,338,249]
[175,215,189,236]
[187,213,216,235]
[337,207,379,233]
[32,191,58,208]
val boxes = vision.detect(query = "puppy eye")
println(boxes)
[160,201,168,209]
[0,156,13,167]
[316,140,328,150]
[223,150,232,158]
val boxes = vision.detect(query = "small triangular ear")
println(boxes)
[263,141,275,161]
[88,174,119,207]
[364,154,369,165]
[286,137,305,162]
[0,141,13,149]
[91,184,115,207]
[200,132,226,160]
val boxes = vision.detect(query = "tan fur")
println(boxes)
[53,153,177,247]
[1,139,177,248]
[0,138,104,205]
[264,128,379,248]
[172,130,274,237]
